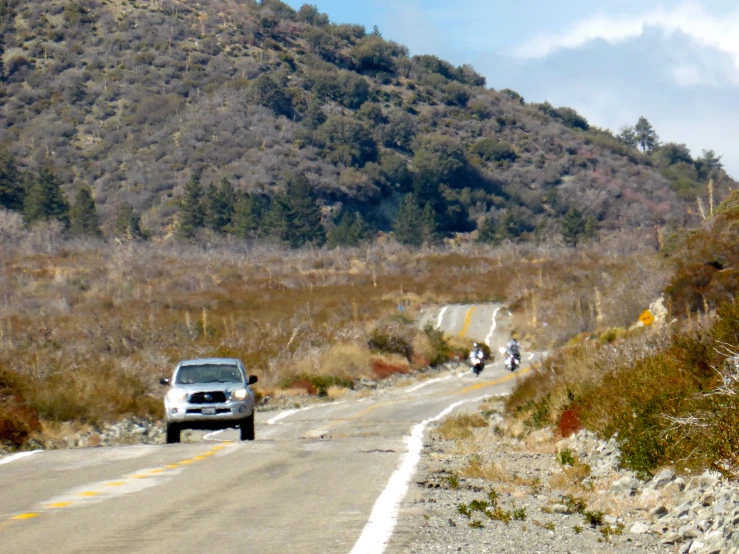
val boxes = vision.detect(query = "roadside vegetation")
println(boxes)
[0,221,665,450]
[508,191,739,478]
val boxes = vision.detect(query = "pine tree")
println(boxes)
[114,202,145,240]
[420,202,438,245]
[0,149,23,211]
[178,170,204,239]
[69,186,102,237]
[203,183,221,232]
[634,117,659,153]
[393,194,423,247]
[617,126,637,148]
[217,178,236,229]
[264,191,291,243]
[477,217,498,244]
[203,179,236,233]
[282,173,325,247]
[561,208,586,246]
[23,166,70,226]
[326,210,371,247]
[231,193,265,238]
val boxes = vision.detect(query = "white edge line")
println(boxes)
[0,450,42,465]
[349,394,488,554]
[266,401,347,425]
[484,306,501,347]
[435,306,448,330]
[405,374,454,393]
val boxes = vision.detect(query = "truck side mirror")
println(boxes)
[160,378,171,386]
[248,375,258,385]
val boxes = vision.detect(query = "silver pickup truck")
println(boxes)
[160,358,258,444]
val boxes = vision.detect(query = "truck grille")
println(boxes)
[189,391,227,404]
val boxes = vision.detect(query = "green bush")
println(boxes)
[368,330,413,359]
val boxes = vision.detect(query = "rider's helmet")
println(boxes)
[473,342,478,348]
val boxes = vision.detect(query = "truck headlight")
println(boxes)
[231,389,248,401]
[167,390,188,403]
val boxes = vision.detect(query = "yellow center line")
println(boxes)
[458,307,477,338]
[164,464,179,469]
[12,513,39,520]
[78,491,101,497]
[105,482,126,487]
[459,367,532,394]
[46,502,73,509]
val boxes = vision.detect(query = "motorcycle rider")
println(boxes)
[469,342,485,375]
[505,337,521,370]
[471,342,484,361]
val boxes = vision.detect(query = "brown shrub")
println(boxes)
[557,406,582,438]
[0,404,41,447]
[283,378,318,395]
[371,355,410,379]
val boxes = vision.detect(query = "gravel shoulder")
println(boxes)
[388,396,671,554]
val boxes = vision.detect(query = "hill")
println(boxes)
[0,0,735,242]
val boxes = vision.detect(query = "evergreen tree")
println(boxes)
[393,194,423,247]
[218,178,236,229]
[634,117,659,153]
[498,209,523,240]
[280,173,325,247]
[0,149,23,211]
[420,202,438,245]
[617,126,637,148]
[231,193,266,238]
[69,186,102,237]
[23,166,70,226]
[178,170,204,239]
[264,191,291,243]
[326,210,370,247]
[561,208,586,246]
[477,217,498,244]
[114,202,145,240]
[203,181,234,233]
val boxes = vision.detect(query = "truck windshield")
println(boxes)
[175,365,243,385]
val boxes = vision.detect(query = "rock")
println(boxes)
[630,522,650,534]
[650,505,669,519]
[699,471,721,489]
[550,504,571,515]
[665,478,687,497]
[650,469,676,489]
[689,542,705,553]
[679,523,701,540]
[610,476,641,496]
[662,531,680,545]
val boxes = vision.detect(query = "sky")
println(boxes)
[284,0,739,178]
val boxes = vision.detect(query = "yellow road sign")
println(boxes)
[639,309,655,326]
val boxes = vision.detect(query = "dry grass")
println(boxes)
[0,236,668,447]
[460,457,511,481]
[436,413,489,441]
[548,462,592,491]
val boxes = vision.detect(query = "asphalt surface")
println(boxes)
[0,304,526,554]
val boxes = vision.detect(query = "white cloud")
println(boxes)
[514,2,739,82]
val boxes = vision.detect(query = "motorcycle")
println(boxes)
[468,351,485,376]
[500,347,521,372]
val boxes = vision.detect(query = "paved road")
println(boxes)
[0,305,525,554]
[420,302,514,358]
